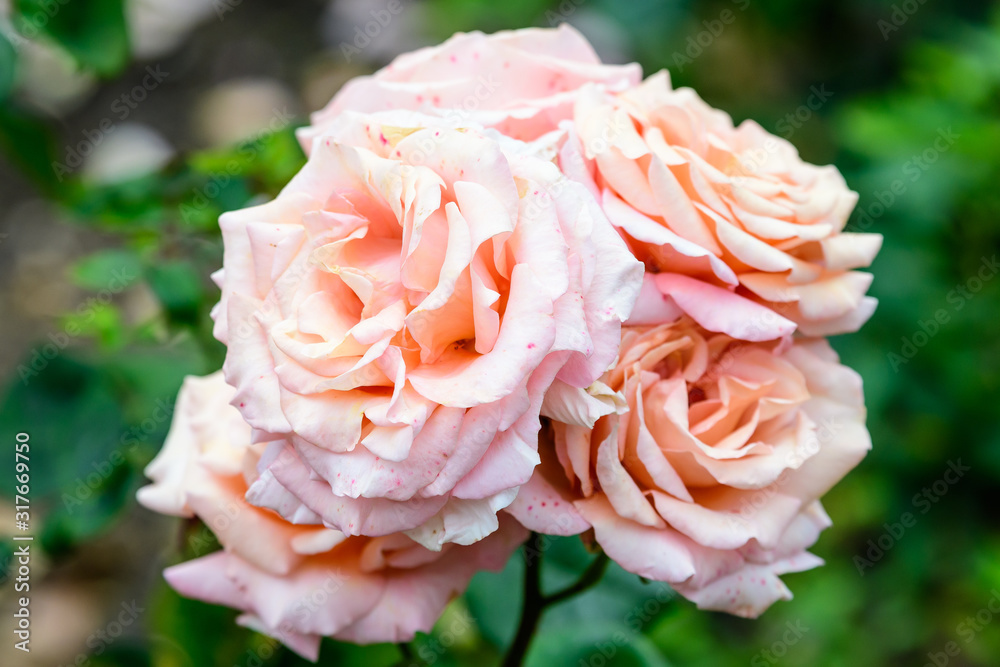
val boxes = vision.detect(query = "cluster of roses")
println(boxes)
[137,26,879,661]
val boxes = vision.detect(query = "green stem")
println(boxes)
[500,536,610,667]
[501,534,545,667]
[542,552,609,606]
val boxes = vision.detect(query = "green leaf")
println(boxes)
[525,622,669,667]
[0,104,63,194]
[40,459,135,553]
[0,31,17,102]
[101,337,207,427]
[464,545,523,648]
[146,260,206,324]
[149,579,249,667]
[12,0,129,76]
[60,301,125,348]
[71,248,143,291]
[0,353,125,501]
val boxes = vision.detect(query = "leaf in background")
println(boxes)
[149,580,248,667]
[464,545,523,648]
[12,0,129,76]
[0,336,206,553]
[525,622,669,667]
[82,645,152,667]
[101,337,207,428]
[466,537,669,652]
[40,457,134,553]
[146,260,206,325]
[0,354,125,501]
[0,31,17,102]
[68,171,172,229]
[60,301,126,349]
[537,537,662,630]
[0,104,63,194]
[71,248,143,291]
[189,125,305,194]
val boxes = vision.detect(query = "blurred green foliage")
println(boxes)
[12,0,130,75]
[2,1,999,666]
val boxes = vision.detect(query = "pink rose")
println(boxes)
[299,24,641,150]
[563,72,882,336]
[138,373,527,661]
[212,112,643,548]
[509,319,871,617]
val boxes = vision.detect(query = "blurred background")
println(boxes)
[1,0,999,665]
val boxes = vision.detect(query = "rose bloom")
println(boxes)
[138,372,527,661]
[211,111,642,549]
[509,318,871,617]
[563,71,883,337]
[300,24,641,150]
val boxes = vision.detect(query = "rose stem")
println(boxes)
[500,533,610,666]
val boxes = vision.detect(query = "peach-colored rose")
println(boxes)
[138,373,527,661]
[563,71,882,336]
[211,112,643,548]
[299,24,641,150]
[509,319,871,617]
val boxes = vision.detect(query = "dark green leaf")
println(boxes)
[12,0,129,75]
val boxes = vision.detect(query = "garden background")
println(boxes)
[1,0,999,665]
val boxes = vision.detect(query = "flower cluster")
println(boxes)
[139,24,878,660]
